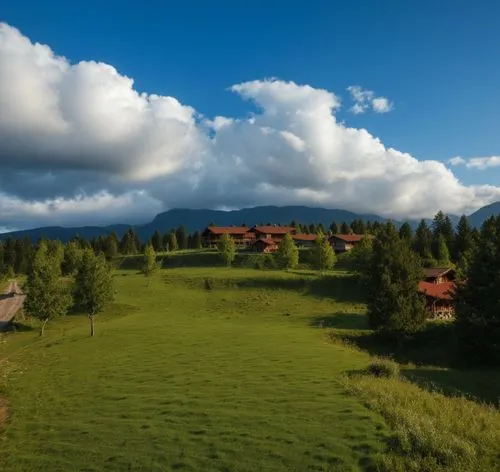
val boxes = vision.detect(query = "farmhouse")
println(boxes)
[201,226,255,248]
[418,281,455,320]
[249,225,296,242]
[252,238,279,253]
[292,234,317,247]
[423,267,456,284]
[330,234,373,252]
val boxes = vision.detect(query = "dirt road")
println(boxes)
[0,281,26,330]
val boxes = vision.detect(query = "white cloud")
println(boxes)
[449,156,466,166]
[0,22,499,230]
[448,156,500,170]
[347,85,393,114]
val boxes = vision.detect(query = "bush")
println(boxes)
[365,358,400,378]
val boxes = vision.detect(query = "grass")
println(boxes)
[0,267,388,471]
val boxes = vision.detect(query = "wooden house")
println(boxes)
[418,281,455,319]
[201,226,255,248]
[329,234,373,252]
[252,238,279,253]
[423,267,455,284]
[292,234,317,247]
[249,226,296,242]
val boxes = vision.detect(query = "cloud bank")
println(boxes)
[0,22,499,230]
[449,156,500,170]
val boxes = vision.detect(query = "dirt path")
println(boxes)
[0,281,26,330]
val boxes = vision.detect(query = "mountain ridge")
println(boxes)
[0,204,496,242]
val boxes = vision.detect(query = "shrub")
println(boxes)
[365,358,400,378]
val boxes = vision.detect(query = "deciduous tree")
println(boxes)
[142,244,158,278]
[217,233,236,266]
[311,234,336,272]
[275,233,299,269]
[73,250,114,337]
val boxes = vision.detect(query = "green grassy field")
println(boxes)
[1,268,388,472]
[1,266,499,471]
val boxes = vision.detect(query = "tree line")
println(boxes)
[349,217,499,365]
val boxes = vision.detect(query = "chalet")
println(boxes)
[201,226,255,248]
[249,226,296,242]
[423,267,455,284]
[330,234,373,252]
[292,234,317,247]
[418,281,455,320]
[252,238,278,253]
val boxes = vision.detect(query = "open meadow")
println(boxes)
[1,265,499,471]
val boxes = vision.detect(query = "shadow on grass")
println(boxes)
[236,275,366,304]
[403,367,500,406]
[309,313,368,330]
[9,321,35,332]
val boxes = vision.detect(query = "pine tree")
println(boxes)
[24,241,72,336]
[168,231,179,251]
[367,224,426,341]
[275,233,299,269]
[142,244,158,278]
[74,250,114,337]
[317,223,326,235]
[176,226,188,250]
[151,230,163,252]
[434,234,451,265]
[119,229,138,254]
[455,215,473,262]
[217,233,236,266]
[398,222,413,241]
[192,231,202,249]
[329,221,339,234]
[311,234,336,272]
[340,222,351,234]
[432,210,454,256]
[3,237,16,272]
[414,219,433,258]
[454,216,500,365]
[308,223,317,234]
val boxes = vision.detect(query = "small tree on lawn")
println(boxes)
[74,250,114,337]
[142,244,158,279]
[217,233,236,266]
[349,235,373,284]
[367,224,427,343]
[24,241,72,336]
[311,233,336,273]
[275,233,299,269]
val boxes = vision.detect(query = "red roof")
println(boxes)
[423,267,454,279]
[418,281,455,300]
[205,226,251,235]
[251,226,295,235]
[254,237,277,246]
[331,233,373,243]
[292,234,317,241]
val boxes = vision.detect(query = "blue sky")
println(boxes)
[1,1,500,228]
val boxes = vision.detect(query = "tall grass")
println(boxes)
[341,373,500,471]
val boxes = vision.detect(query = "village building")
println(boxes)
[201,226,255,248]
[329,234,373,252]
[248,225,297,242]
[418,281,455,320]
[292,234,317,248]
[252,238,279,253]
[423,267,456,284]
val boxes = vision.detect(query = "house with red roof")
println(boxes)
[201,226,255,248]
[418,280,455,319]
[329,233,374,252]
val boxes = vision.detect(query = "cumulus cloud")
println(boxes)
[347,85,393,114]
[449,156,500,170]
[0,22,499,230]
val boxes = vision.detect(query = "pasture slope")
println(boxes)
[0,266,499,471]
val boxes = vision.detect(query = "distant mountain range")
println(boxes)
[0,203,499,242]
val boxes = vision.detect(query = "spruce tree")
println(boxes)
[151,230,163,252]
[367,224,426,341]
[329,221,339,234]
[24,241,72,336]
[454,217,500,365]
[74,250,114,337]
[217,233,236,266]
[275,233,299,269]
[455,215,473,262]
[414,219,433,259]
[3,237,16,272]
[104,233,118,259]
[311,234,336,272]
[398,222,413,241]
[176,226,188,250]
[168,231,179,251]
[434,234,451,265]
[340,222,351,234]
[192,231,202,249]
[349,235,373,283]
